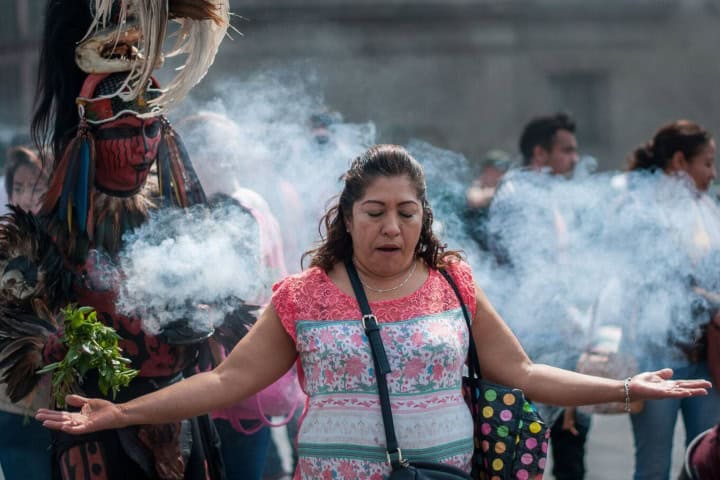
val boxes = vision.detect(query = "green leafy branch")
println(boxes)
[36,305,139,407]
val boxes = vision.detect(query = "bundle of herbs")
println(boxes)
[37,305,138,407]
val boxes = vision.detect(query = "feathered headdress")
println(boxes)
[32,0,229,186]
[76,0,230,111]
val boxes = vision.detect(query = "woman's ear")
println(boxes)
[668,151,687,173]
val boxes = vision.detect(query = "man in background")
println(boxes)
[520,112,578,176]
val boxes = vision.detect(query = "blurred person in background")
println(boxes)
[178,113,304,480]
[309,111,343,146]
[0,145,51,479]
[464,149,511,251]
[0,134,38,215]
[624,120,720,480]
[4,146,48,214]
[206,193,303,480]
[520,112,578,177]
[488,112,579,265]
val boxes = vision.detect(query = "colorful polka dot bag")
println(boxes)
[439,269,549,480]
[463,379,549,480]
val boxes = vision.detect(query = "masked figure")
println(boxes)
[0,1,234,478]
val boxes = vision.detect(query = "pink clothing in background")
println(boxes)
[211,188,304,432]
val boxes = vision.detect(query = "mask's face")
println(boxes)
[94,114,162,192]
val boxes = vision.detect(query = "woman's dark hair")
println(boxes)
[4,146,46,199]
[303,144,459,272]
[628,120,712,172]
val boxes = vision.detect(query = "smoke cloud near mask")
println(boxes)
[116,202,266,335]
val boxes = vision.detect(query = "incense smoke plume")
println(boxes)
[116,202,264,335]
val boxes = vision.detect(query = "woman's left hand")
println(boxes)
[629,368,711,401]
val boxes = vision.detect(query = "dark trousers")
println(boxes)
[214,419,271,480]
[551,411,590,480]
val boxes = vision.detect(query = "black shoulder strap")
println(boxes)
[438,268,483,380]
[344,258,406,468]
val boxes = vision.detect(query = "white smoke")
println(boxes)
[172,69,376,272]
[116,202,266,335]
[406,139,486,270]
[483,167,720,369]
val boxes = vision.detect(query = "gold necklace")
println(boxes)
[353,259,418,293]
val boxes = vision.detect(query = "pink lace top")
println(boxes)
[272,260,477,480]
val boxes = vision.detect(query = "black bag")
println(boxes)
[438,269,549,480]
[345,259,471,480]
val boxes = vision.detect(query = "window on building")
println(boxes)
[549,72,610,148]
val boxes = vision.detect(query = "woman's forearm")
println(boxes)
[118,306,297,427]
[118,369,231,427]
[518,363,625,407]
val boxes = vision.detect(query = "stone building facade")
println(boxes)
[2,0,720,169]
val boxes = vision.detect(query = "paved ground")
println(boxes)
[546,413,686,480]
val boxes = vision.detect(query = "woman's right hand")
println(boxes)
[36,394,125,434]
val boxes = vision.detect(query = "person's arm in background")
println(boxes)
[36,304,296,433]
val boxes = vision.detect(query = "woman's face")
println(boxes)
[10,164,47,214]
[346,175,423,277]
[683,140,717,192]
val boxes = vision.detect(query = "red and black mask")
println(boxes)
[42,72,165,232]
[43,71,205,239]
[94,114,162,195]
[79,72,164,196]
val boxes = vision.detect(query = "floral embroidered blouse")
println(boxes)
[271,260,477,479]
